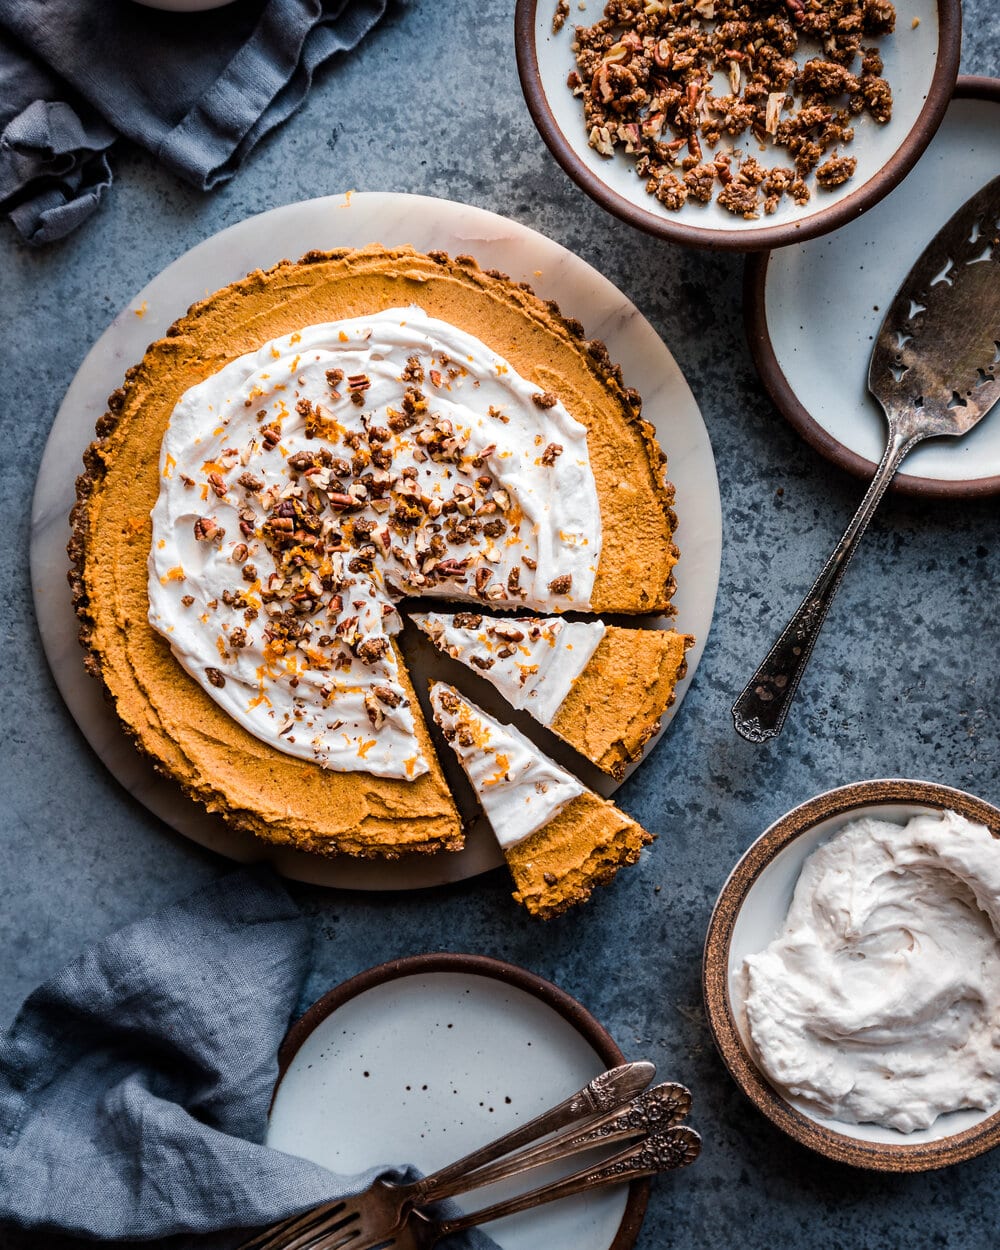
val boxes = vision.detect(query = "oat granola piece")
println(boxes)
[815,153,857,188]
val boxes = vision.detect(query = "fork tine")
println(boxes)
[316,1228,369,1250]
[285,1205,360,1249]
[237,1200,346,1250]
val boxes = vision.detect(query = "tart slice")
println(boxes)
[413,612,693,778]
[429,683,653,918]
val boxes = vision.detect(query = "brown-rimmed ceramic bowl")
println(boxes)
[703,779,1000,1171]
[744,76,1000,498]
[266,953,650,1250]
[514,0,961,252]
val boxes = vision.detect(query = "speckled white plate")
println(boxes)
[746,78,1000,496]
[267,955,647,1250]
[516,0,960,250]
[30,192,721,890]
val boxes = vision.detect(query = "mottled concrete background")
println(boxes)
[3,2,999,1247]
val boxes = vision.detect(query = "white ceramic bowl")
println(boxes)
[515,0,962,251]
[130,1,237,12]
[703,779,1000,1170]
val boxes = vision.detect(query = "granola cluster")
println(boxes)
[563,0,896,218]
[184,354,557,691]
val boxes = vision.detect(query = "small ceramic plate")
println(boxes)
[30,191,721,891]
[266,954,648,1250]
[515,0,960,251]
[746,77,1000,496]
[703,779,1000,1171]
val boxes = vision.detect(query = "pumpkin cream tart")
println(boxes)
[412,611,693,778]
[429,683,654,918]
[69,246,678,859]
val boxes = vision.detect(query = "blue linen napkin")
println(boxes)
[0,869,494,1246]
[0,0,392,246]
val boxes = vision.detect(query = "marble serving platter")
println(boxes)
[30,191,721,890]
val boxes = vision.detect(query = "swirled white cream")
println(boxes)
[429,683,583,848]
[148,307,601,779]
[412,612,605,725]
[743,811,1000,1133]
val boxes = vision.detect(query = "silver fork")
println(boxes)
[318,1126,702,1250]
[267,1081,691,1250]
[733,173,1000,742]
[237,1061,654,1250]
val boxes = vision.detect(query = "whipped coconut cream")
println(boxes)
[429,683,583,848]
[148,307,601,779]
[743,810,1000,1133]
[412,612,605,725]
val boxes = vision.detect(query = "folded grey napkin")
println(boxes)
[0,0,392,246]
[0,870,494,1247]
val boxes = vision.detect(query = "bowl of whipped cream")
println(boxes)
[703,779,1000,1170]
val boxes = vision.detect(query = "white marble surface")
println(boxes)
[30,192,722,890]
[763,91,1000,487]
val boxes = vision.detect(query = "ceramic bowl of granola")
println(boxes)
[515,0,961,251]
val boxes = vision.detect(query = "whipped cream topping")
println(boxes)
[743,811,1000,1133]
[413,611,605,725]
[428,683,584,848]
[148,307,601,778]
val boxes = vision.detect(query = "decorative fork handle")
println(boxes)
[405,1059,655,1201]
[421,1081,691,1203]
[427,1126,702,1241]
[732,421,923,742]
[236,1061,654,1250]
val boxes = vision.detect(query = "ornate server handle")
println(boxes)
[732,423,921,743]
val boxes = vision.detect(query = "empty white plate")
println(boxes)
[267,955,648,1250]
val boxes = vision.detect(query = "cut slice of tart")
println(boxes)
[413,612,693,778]
[428,682,653,918]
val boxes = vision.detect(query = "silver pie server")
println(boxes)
[733,174,1000,743]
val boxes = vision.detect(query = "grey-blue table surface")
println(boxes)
[3,2,999,1247]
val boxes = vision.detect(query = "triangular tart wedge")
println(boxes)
[428,682,654,919]
[413,612,693,778]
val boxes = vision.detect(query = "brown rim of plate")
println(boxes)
[703,778,1000,1172]
[744,76,1000,499]
[513,0,962,253]
[274,952,650,1249]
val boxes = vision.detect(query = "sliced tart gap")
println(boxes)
[428,681,654,919]
[412,610,693,779]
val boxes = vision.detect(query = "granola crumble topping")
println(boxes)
[560,0,896,218]
[147,307,602,779]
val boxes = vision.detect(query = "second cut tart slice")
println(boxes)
[414,612,693,778]
[429,682,653,919]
